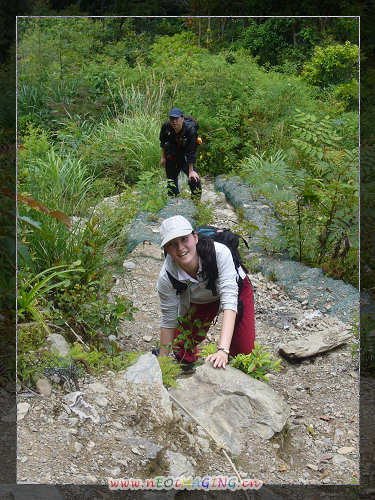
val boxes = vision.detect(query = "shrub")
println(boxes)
[52,287,137,345]
[17,261,84,333]
[18,340,141,386]
[135,168,169,212]
[18,123,52,163]
[237,110,358,287]
[301,41,359,87]
[333,79,359,111]
[198,342,218,358]
[19,130,96,226]
[194,200,215,226]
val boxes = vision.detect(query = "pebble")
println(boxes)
[332,454,352,466]
[111,467,121,476]
[87,441,95,451]
[94,396,109,407]
[306,464,318,471]
[74,442,83,453]
[333,428,345,444]
[17,403,30,421]
[123,260,136,270]
[337,446,355,454]
[87,382,108,394]
[143,335,153,342]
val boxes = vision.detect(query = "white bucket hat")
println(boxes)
[160,215,193,248]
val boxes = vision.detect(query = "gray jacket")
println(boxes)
[157,242,238,328]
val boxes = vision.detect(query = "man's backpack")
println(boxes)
[166,225,250,326]
[183,115,199,132]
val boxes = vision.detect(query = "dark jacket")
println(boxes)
[159,118,198,165]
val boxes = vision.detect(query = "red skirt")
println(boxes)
[173,276,255,362]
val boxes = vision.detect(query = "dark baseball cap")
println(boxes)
[169,107,184,118]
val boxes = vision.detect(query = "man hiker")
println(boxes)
[159,107,202,199]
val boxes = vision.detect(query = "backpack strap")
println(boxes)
[166,270,187,295]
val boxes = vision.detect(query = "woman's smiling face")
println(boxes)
[165,232,199,271]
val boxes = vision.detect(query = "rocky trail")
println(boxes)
[14,177,364,496]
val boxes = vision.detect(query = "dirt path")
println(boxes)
[17,178,359,486]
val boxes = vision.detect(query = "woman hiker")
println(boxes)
[155,215,255,371]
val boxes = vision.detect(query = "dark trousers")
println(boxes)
[165,155,202,198]
[173,276,256,363]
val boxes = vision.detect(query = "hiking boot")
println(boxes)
[178,361,196,374]
[173,352,197,374]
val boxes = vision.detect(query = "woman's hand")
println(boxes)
[205,350,229,369]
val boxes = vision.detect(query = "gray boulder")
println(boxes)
[124,353,163,385]
[17,402,30,421]
[35,377,52,397]
[279,329,352,359]
[46,333,70,357]
[116,353,173,424]
[169,363,290,455]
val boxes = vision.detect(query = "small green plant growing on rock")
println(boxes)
[66,343,141,374]
[158,356,182,388]
[230,342,281,382]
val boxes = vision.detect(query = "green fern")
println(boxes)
[157,356,182,388]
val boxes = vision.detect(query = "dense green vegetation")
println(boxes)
[15,17,361,381]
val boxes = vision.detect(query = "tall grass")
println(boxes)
[82,113,162,184]
[21,149,94,215]
[18,191,139,277]
[18,84,167,276]
[106,72,172,120]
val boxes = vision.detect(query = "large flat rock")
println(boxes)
[278,329,352,359]
[169,363,290,455]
